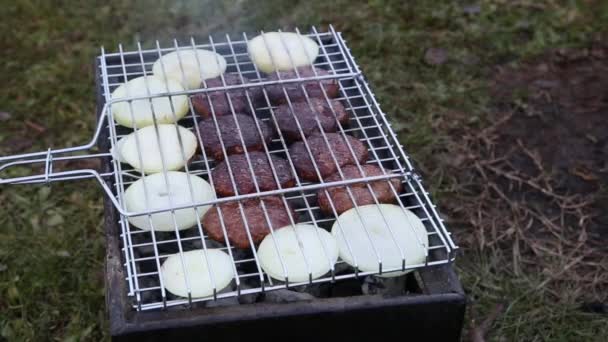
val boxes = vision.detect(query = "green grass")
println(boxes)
[1,0,607,340]
[460,252,608,341]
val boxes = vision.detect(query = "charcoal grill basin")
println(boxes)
[92,29,466,341]
[104,193,465,340]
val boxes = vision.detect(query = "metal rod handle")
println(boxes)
[0,105,111,185]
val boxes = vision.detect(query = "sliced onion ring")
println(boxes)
[258,224,338,283]
[247,32,319,73]
[161,249,234,298]
[125,171,215,231]
[110,76,189,128]
[152,49,227,90]
[118,124,197,173]
[331,204,428,277]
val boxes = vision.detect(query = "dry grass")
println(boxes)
[448,114,607,301]
[434,43,608,339]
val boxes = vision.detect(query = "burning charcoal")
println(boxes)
[135,243,156,257]
[292,284,328,298]
[361,275,382,295]
[262,289,315,303]
[238,293,260,305]
[131,232,179,256]
[191,238,224,249]
[157,242,182,255]
[190,239,250,261]
[327,278,363,297]
[237,283,261,304]
[332,262,352,275]
[205,296,240,308]
[129,233,155,256]
[139,276,163,304]
[361,275,407,296]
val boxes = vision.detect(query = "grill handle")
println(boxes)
[0,105,111,186]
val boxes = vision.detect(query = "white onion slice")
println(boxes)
[152,49,227,90]
[118,124,197,173]
[125,171,215,231]
[331,204,428,277]
[111,137,127,164]
[161,249,234,298]
[247,32,319,73]
[258,224,338,283]
[110,76,189,128]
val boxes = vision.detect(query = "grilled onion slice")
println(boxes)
[117,124,197,173]
[125,171,215,231]
[258,224,338,282]
[152,49,227,90]
[161,249,234,298]
[331,204,428,277]
[248,32,319,73]
[110,76,188,128]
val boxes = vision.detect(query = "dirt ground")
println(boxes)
[445,39,608,308]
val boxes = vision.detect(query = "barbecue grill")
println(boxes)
[0,25,465,340]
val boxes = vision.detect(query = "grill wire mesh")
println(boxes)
[96,26,457,311]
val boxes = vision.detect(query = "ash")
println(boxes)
[361,275,408,296]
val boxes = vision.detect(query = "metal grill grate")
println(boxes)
[0,25,457,312]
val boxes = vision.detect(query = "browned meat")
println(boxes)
[288,133,368,182]
[274,98,349,141]
[191,74,261,118]
[317,164,403,215]
[265,66,339,105]
[202,196,295,249]
[211,152,296,197]
[198,113,273,161]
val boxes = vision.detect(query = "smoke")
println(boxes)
[121,0,311,50]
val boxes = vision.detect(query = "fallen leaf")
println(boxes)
[55,250,71,257]
[462,4,481,15]
[8,286,19,301]
[38,186,51,201]
[585,134,598,143]
[424,48,448,66]
[462,54,480,66]
[532,79,559,89]
[30,216,40,232]
[571,165,598,181]
[24,120,47,134]
[47,213,65,226]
